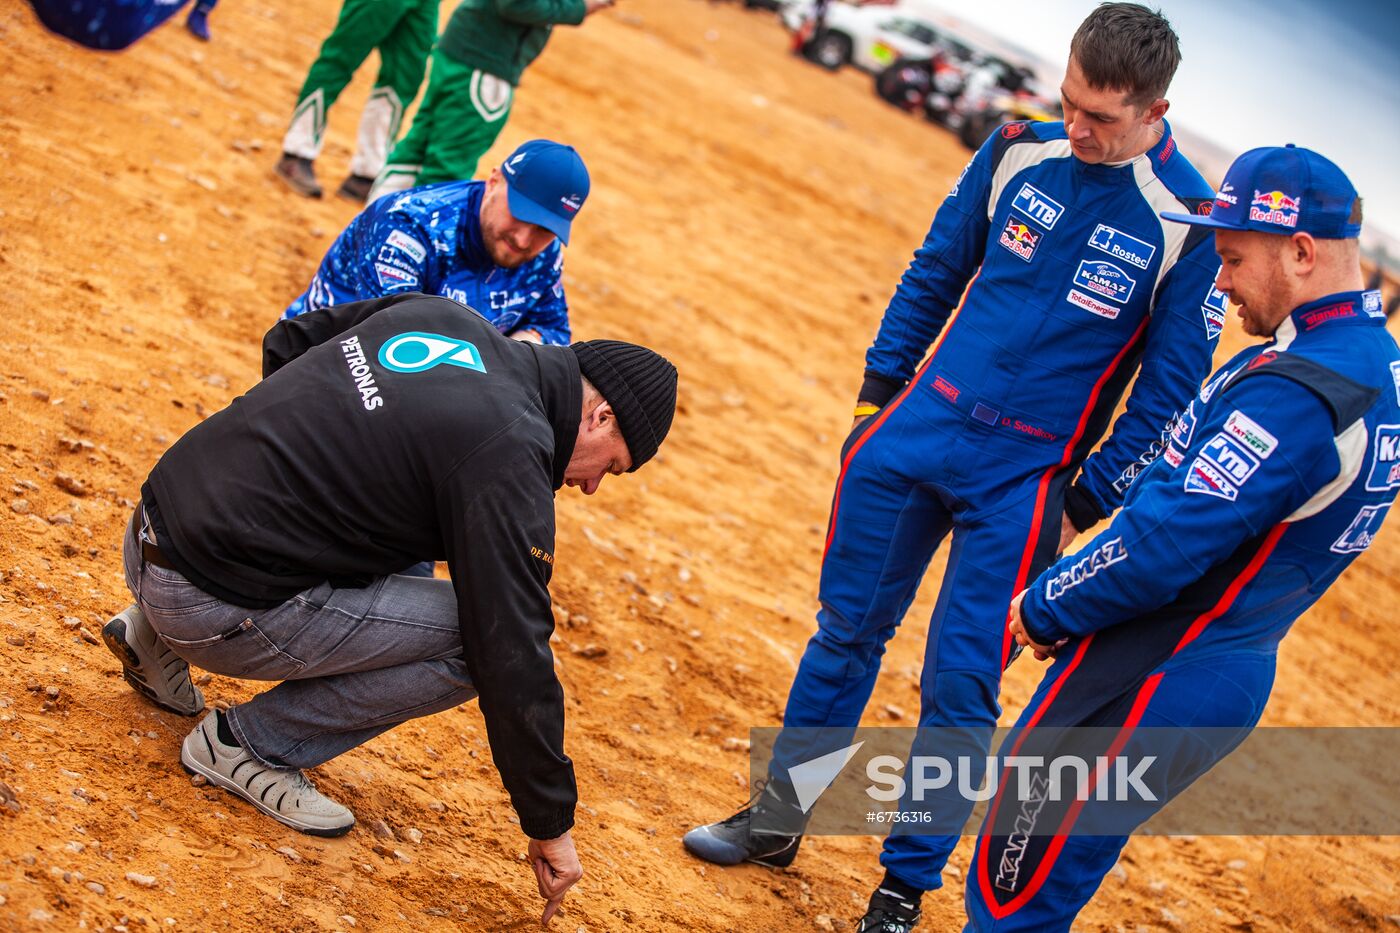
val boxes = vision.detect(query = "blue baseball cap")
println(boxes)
[500,139,590,246]
[1161,144,1361,239]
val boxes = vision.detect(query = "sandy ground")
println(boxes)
[0,0,1396,930]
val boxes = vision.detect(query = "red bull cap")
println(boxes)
[1160,145,1360,239]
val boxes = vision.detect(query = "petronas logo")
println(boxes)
[378,332,486,374]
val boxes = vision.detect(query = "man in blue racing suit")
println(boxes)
[979,146,1396,931]
[285,139,589,347]
[684,6,1223,930]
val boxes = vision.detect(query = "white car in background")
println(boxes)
[783,1,971,72]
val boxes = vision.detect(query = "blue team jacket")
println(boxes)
[284,181,571,346]
[1022,289,1400,662]
[861,121,1222,524]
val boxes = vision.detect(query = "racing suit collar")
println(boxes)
[1282,290,1385,341]
[1074,119,1174,181]
[457,181,494,273]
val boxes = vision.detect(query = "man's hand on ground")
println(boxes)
[528,831,583,926]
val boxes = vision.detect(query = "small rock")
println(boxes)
[574,643,608,659]
[54,473,88,497]
[125,872,157,888]
[369,819,396,842]
[29,909,54,922]
[721,737,750,752]
[1226,859,1247,870]
[45,686,60,699]
[80,629,100,645]
[190,774,208,787]
[1108,863,1128,882]
[47,513,73,525]
[339,917,357,929]
[405,827,423,844]
[0,780,20,813]
[815,916,835,932]
[881,704,906,721]
[1159,907,1181,927]
[86,881,106,895]
[10,499,30,515]
[5,635,25,647]
[57,437,94,453]
[30,389,50,401]
[276,846,302,862]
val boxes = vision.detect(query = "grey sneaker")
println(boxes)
[181,712,355,837]
[102,605,205,716]
[274,153,323,198]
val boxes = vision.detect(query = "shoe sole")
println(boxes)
[335,185,369,204]
[102,615,205,716]
[180,730,354,838]
[273,165,323,199]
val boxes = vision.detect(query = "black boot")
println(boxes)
[855,871,924,932]
[682,779,806,868]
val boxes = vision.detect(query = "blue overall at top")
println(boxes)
[769,121,1221,893]
[965,289,1400,931]
[284,180,571,346]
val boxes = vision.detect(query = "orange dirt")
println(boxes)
[0,0,1395,930]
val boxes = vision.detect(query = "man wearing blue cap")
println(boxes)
[285,139,590,348]
[962,146,1399,930]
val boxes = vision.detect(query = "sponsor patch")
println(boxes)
[1067,289,1120,320]
[374,262,419,289]
[1249,190,1301,228]
[1184,456,1238,501]
[1223,410,1278,459]
[1202,280,1229,339]
[1365,425,1400,492]
[1073,260,1137,305]
[1011,183,1064,230]
[1169,402,1199,452]
[385,229,427,264]
[1364,290,1384,318]
[1001,122,1027,139]
[1199,433,1262,486]
[1045,537,1127,600]
[1331,504,1390,555]
[998,217,1041,262]
[1391,360,1400,406]
[934,375,960,403]
[1087,224,1155,270]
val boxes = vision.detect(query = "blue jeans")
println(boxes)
[122,509,475,770]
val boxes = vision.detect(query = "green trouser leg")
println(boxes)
[370,49,514,201]
[283,0,436,173]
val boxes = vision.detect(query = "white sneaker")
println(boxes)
[180,712,355,837]
[103,605,205,716]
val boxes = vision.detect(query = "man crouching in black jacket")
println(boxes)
[101,292,678,925]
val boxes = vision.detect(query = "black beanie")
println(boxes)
[571,340,678,471]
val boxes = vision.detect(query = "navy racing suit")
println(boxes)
[768,120,1222,891]
[968,289,1400,930]
[285,180,572,346]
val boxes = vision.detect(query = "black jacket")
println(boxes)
[142,292,581,839]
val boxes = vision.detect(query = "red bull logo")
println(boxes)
[1249,190,1301,228]
[998,217,1041,262]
